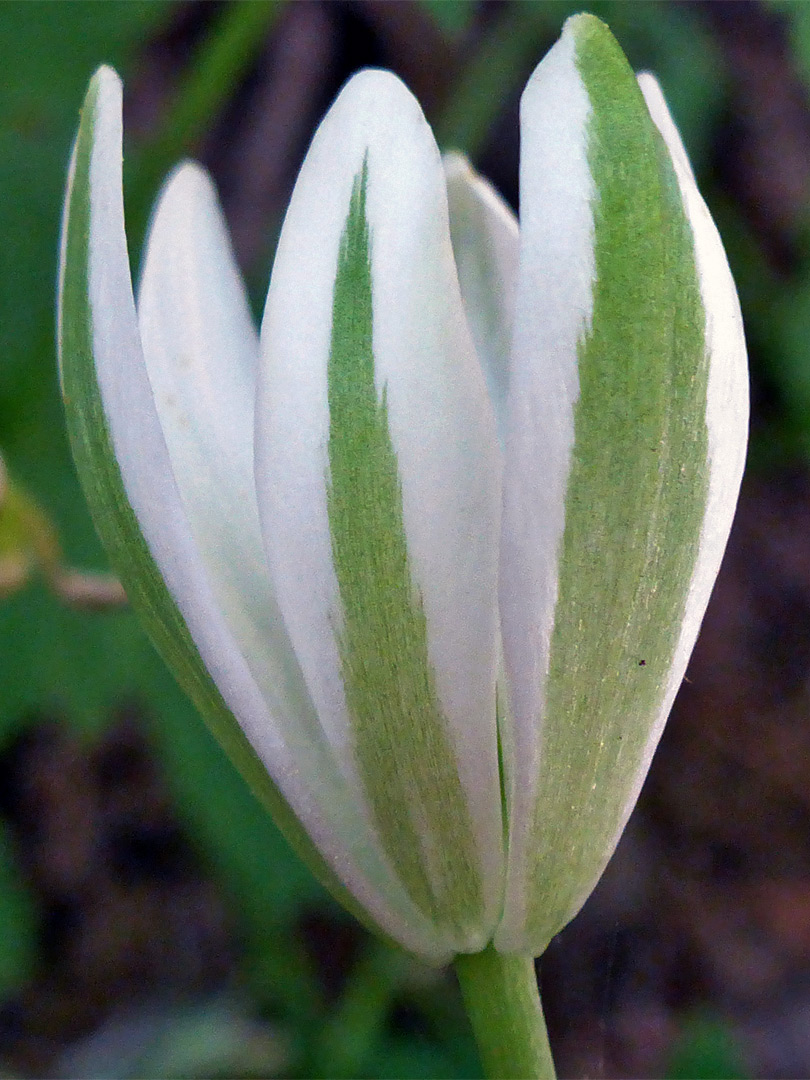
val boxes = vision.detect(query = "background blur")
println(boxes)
[1,1,809,1076]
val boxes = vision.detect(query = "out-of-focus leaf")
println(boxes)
[419,0,479,37]
[369,1034,481,1080]
[306,940,414,1078]
[665,1013,749,1080]
[767,0,810,91]
[52,997,292,1080]
[125,1,285,248]
[0,824,36,1000]
[768,270,810,460]
[0,456,125,607]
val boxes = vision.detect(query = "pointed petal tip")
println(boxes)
[80,67,124,187]
[442,149,471,178]
[562,11,611,38]
[143,162,227,283]
[636,69,658,90]
[91,63,122,87]
[328,67,426,135]
[556,12,631,81]
[86,65,122,111]
[520,9,589,119]
[157,159,219,211]
[337,65,412,101]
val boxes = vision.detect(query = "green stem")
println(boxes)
[454,946,556,1080]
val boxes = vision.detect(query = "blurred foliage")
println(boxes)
[418,0,478,38]
[51,997,294,1080]
[0,456,126,607]
[769,0,810,87]
[665,1013,749,1080]
[0,0,808,1076]
[125,1,284,249]
[756,0,810,463]
[0,824,35,1002]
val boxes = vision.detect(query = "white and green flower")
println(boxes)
[58,14,747,963]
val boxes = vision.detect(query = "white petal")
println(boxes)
[256,68,504,949]
[80,68,452,961]
[137,162,315,753]
[496,25,594,943]
[443,152,519,442]
[636,72,748,787]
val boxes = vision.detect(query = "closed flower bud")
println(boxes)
[58,14,747,964]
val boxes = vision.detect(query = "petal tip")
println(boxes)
[561,12,629,77]
[332,66,424,130]
[340,65,410,98]
[636,69,660,94]
[521,11,585,117]
[563,11,611,39]
[87,64,123,110]
[443,150,472,180]
[160,159,218,207]
[92,63,121,86]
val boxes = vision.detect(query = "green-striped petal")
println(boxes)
[496,15,747,954]
[256,69,504,953]
[58,67,457,963]
[444,152,519,443]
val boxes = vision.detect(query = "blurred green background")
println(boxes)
[1,1,809,1077]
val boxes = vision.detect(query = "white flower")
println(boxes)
[58,14,748,963]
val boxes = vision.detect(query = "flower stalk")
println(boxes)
[455,947,555,1080]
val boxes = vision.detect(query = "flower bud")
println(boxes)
[58,15,747,962]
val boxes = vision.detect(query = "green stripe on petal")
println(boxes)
[327,162,484,937]
[508,17,709,953]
